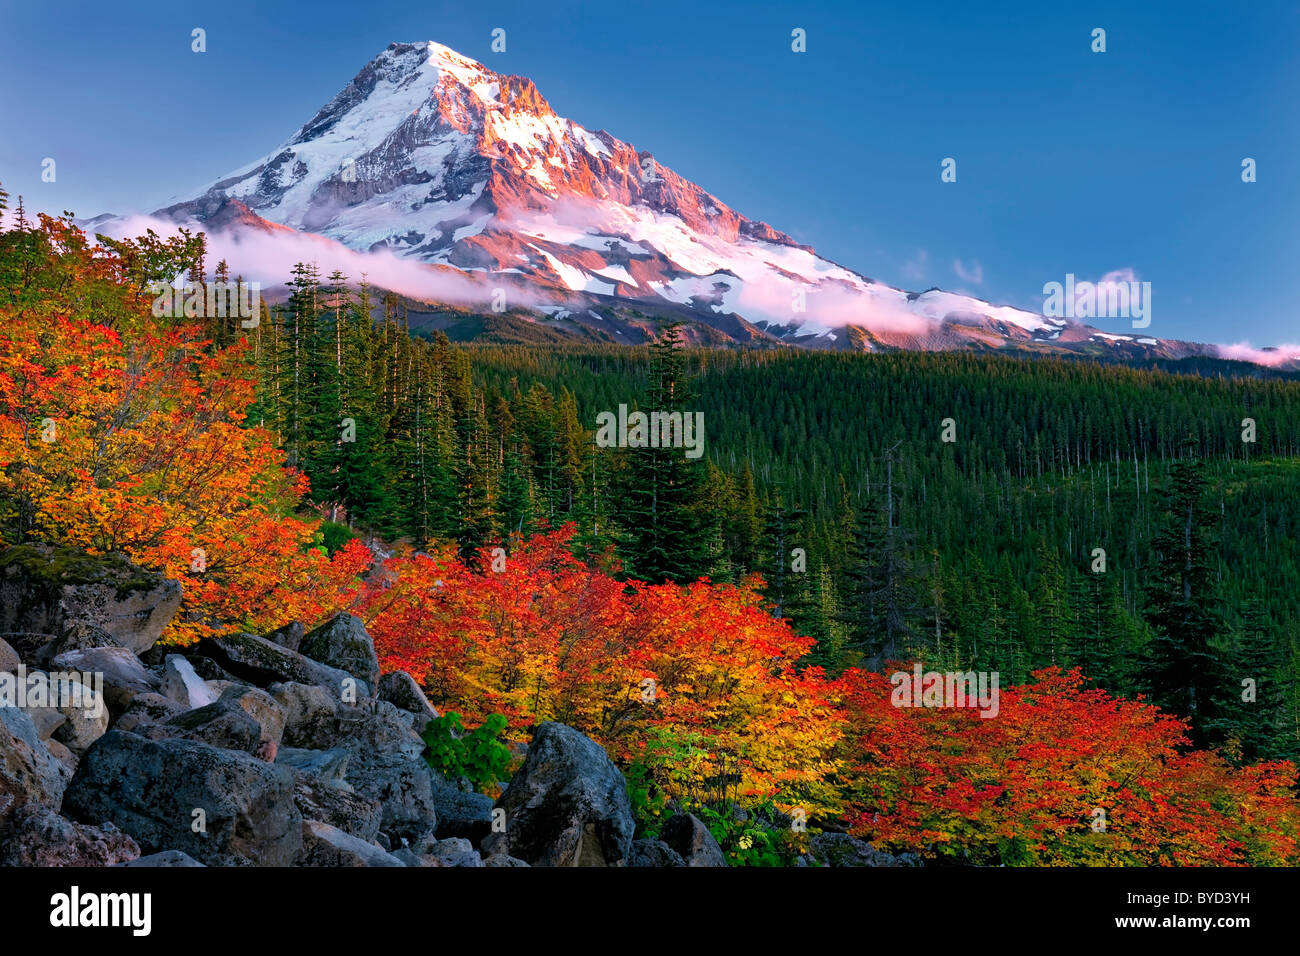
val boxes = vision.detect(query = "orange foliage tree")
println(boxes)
[0,212,366,641]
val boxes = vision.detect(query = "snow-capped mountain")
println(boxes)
[146,41,1248,359]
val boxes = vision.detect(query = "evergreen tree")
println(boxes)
[839,446,919,667]
[759,490,809,620]
[725,461,762,574]
[1032,542,1075,669]
[1216,598,1289,761]
[1142,448,1228,747]
[999,557,1033,683]
[802,560,849,670]
[612,324,715,583]
[498,447,536,539]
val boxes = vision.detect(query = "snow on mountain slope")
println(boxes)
[144,40,1272,362]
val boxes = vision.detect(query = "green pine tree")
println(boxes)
[612,324,715,583]
[1141,448,1228,747]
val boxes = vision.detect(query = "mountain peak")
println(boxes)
[143,40,1230,362]
[158,38,805,262]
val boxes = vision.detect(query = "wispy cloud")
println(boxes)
[953,258,983,285]
[1096,267,1138,290]
[900,249,928,283]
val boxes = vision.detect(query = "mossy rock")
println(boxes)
[0,545,180,657]
[0,544,159,600]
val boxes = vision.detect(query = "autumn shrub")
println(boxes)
[624,729,808,865]
[318,520,361,556]
[355,527,848,821]
[837,667,1300,866]
[693,802,809,867]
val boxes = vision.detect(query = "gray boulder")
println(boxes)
[112,692,184,739]
[628,838,686,867]
[50,674,109,755]
[300,820,405,867]
[378,670,439,732]
[117,849,205,867]
[196,632,356,698]
[160,655,218,710]
[271,685,436,844]
[45,738,78,774]
[483,722,634,866]
[332,699,437,843]
[161,698,262,753]
[0,804,139,866]
[50,646,159,714]
[0,544,181,655]
[276,746,350,783]
[184,654,238,683]
[0,633,60,668]
[802,831,919,867]
[429,836,484,867]
[0,637,22,674]
[269,681,340,748]
[265,621,304,653]
[6,670,100,747]
[0,704,71,823]
[46,621,122,659]
[431,781,495,843]
[290,775,382,843]
[217,684,284,760]
[18,678,67,741]
[62,730,303,866]
[661,812,728,867]
[300,614,379,696]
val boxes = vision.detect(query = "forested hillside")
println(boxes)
[228,259,1300,760]
[463,346,1300,759]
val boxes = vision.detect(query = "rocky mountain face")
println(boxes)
[0,546,905,867]
[142,40,1241,360]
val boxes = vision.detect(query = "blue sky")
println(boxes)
[1,0,1296,345]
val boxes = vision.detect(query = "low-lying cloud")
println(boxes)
[94,214,552,312]
[1216,341,1300,367]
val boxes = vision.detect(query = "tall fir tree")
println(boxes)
[612,324,715,583]
[759,489,809,621]
[1141,448,1228,747]
[1215,598,1289,761]
[839,447,919,667]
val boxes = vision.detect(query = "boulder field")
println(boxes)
[1,547,900,867]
